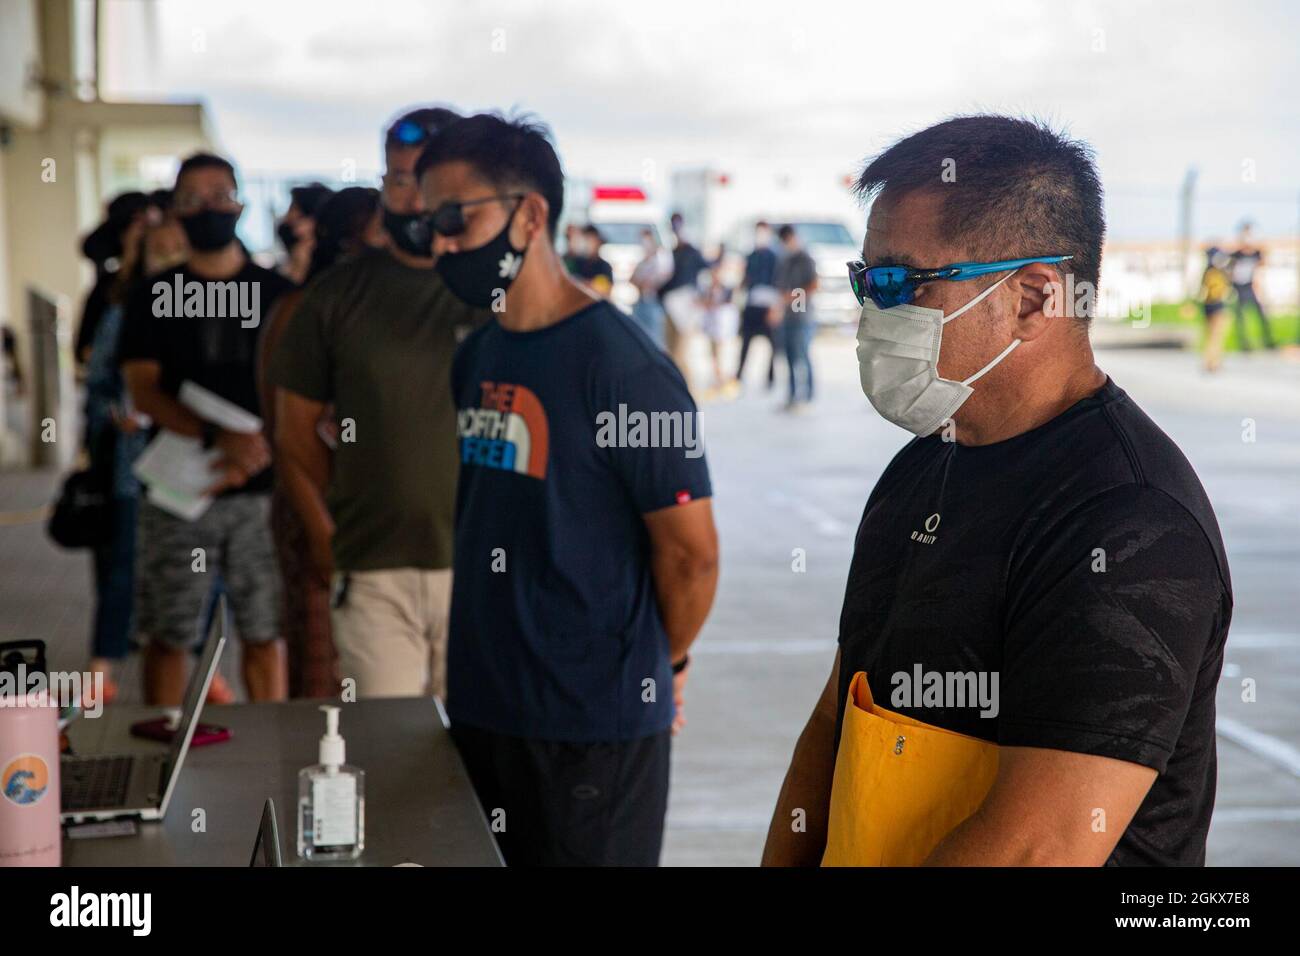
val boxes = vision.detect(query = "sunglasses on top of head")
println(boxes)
[847,255,1074,309]
[389,118,444,148]
[429,194,525,238]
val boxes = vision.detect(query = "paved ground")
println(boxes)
[1,333,1297,865]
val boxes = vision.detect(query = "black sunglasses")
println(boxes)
[430,194,524,238]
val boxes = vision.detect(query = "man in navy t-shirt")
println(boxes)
[416,113,720,866]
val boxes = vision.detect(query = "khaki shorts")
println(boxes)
[330,568,452,699]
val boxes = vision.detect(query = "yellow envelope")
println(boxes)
[823,671,999,866]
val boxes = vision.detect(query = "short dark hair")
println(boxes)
[384,106,462,155]
[308,186,381,282]
[777,224,797,242]
[290,182,334,218]
[414,112,565,239]
[175,152,237,191]
[854,115,1105,304]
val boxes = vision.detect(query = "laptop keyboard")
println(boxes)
[61,754,135,812]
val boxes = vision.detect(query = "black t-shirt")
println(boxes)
[571,255,614,284]
[118,259,294,495]
[836,378,1232,866]
[662,242,707,295]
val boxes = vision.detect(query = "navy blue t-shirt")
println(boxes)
[447,301,712,742]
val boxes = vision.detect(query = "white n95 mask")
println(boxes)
[855,273,1019,436]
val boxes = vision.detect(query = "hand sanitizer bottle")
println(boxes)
[298,705,364,860]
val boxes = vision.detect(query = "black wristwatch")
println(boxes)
[671,654,690,675]
[200,421,219,450]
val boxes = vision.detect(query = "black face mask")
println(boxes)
[435,209,526,309]
[180,209,240,251]
[383,208,434,258]
[277,221,299,252]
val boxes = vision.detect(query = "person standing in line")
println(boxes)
[659,212,709,390]
[629,227,673,347]
[276,182,334,285]
[418,113,719,866]
[119,152,295,705]
[1198,245,1232,373]
[270,107,489,700]
[79,194,157,706]
[76,192,152,366]
[1228,221,1274,351]
[773,224,818,410]
[736,220,780,390]
[765,116,1230,868]
[258,186,384,699]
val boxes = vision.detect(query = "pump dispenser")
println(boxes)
[298,705,364,860]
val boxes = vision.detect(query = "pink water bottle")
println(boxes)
[0,641,61,866]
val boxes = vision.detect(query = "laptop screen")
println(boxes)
[157,597,227,815]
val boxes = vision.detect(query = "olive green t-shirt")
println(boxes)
[269,249,488,571]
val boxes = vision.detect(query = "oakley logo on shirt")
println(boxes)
[458,381,550,480]
[911,512,941,545]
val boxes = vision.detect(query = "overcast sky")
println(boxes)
[102,0,1300,241]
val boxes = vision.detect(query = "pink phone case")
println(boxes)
[129,717,231,747]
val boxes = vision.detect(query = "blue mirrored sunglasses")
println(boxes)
[847,255,1073,309]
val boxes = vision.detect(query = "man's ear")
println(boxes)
[1011,263,1060,342]
[519,194,550,247]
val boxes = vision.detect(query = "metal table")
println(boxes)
[61,696,503,867]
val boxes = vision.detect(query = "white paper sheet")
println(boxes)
[132,382,264,521]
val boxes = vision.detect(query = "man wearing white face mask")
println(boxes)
[764,115,1231,868]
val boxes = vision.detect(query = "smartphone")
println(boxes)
[130,716,231,746]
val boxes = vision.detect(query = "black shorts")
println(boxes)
[741,304,772,335]
[450,723,671,867]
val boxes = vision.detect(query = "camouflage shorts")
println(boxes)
[135,493,281,649]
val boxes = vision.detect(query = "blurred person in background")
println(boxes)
[1,325,20,395]
[141,189,189,277]
[736,220,780,390]
[271,107,488,700]
[773,224,817,410]
[700,248,740,396]
[1199,245,1232,373]
[277,182,334,285]
[1229,221,1274,351]
[561,222,584,274]
[629,226,672,346]
[259,186,383,699]
[419,112,718,866]
[570,224,614,295]
[660,212,708,390]
[120,152,295,705]
[79,192,158,705]
[76,191,153,365]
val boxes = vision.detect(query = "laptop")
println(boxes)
[249,798,283,867]
[60,599,227,823]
